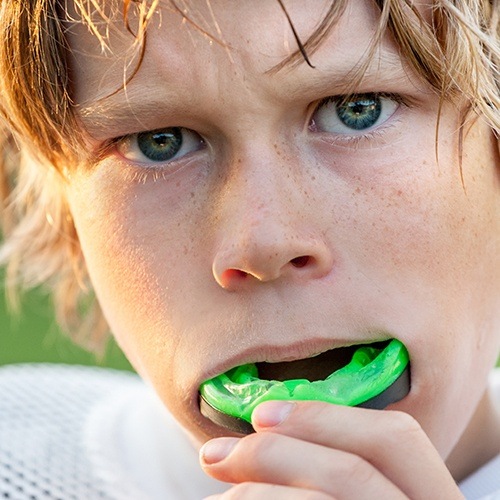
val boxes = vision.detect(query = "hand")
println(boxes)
[200,401,464,499]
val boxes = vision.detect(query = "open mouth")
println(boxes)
[255,341,389,382]
[199,339,410,434]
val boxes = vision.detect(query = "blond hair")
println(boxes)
[0,0,498,351]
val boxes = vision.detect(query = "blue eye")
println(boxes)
[117,127,203,164]
[337,96,381,130]
[138,128,182,161]
[313,94,399,134]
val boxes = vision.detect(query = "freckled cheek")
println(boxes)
[312,149,442,271]
[67,171,211,352]
[325,147,490,284]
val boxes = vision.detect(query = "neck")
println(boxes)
[446,386,500,482]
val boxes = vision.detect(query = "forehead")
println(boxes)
[64,0,424,137]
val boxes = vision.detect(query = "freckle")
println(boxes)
[176,180,181,187]
[311,176,316,181]
[190,192,195,198]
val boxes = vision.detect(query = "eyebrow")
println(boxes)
[78,51,412,140]
[281,51,411,100]
[78,82,184,137]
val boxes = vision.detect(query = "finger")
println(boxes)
[205,482,335,500]
[251,401,461,499]
[200,434,407,500]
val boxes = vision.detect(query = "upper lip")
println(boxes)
[199,335,393,385]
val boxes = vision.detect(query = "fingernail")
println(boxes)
[252,401,295,428]
[200,437,239,465]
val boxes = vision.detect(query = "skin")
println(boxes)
[63,0,500,497]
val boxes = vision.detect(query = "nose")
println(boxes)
[212,153,334,291]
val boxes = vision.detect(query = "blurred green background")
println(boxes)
[0,268,134,371]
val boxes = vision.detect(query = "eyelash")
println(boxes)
[122,166,178,185]
[319,91,407,110]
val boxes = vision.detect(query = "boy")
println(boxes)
[0,0,499,498]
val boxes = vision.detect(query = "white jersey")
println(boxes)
[459,369,500,500]
[0,364,499,499]
[0,364,227,499]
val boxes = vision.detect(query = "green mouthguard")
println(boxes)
[200,339,409,429]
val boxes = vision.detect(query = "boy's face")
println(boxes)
[64,0,499,455]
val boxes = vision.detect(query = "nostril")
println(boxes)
[221,268,249,283]
[290,255,310,268]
